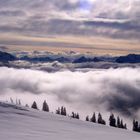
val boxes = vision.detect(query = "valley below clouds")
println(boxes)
[0,66,140,124]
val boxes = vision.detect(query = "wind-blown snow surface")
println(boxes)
[0,102,139,140]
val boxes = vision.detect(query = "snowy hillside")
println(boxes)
[0,102,139,140]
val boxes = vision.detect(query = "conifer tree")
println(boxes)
[61,106,67,116]
[71,112,79,119]
[109,113,116,127]
[98,113,102,124]
[42,100,49,112]
[31,101,38,109]
[76,113,79,119]
[97,113,106,125]
[90,112,96,123]
[56,107,60,114]
[71,112,75,118]
[86,116,89,121]
[133,120,136,131]
[63,107,67,116]
[124,123,127,129]
[133,120,139,132]
[120,119,124,128]
[61,106,64,115]
[117,116,121,128]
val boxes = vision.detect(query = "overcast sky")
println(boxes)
[0,0,140,54]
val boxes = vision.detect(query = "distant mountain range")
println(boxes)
[14,53,140,64]
[73,56,102,63]
[0,51,140,64]
[116,54,140,63]
[20,56,70,63]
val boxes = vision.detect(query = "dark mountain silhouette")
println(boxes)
[73,56,101,63]
[20,56,53,62]
[55,57,70,63]
[20,56,70,63]
[116,54,140,63]
[1,51,140,66]
[0,51,16,62]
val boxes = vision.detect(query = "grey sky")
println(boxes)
[0,0,140,53]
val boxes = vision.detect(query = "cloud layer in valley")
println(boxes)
[0,67,140,121]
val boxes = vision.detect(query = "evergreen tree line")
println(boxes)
[109,114,127,129]
[86,112,106,125]
[71,112,80,119]
[56,106,67,116]
[31,101,128,130]
[86,112,127,129]
[8,98,140,133]
[31,100,49,112]
[56,107,80,119]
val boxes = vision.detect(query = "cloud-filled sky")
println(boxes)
[0,0,139,37]
[0,0,140,54]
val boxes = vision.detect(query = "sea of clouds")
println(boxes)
[0,66,140,123]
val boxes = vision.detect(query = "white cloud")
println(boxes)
[0,67,140,122]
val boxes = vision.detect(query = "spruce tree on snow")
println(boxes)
[63,107,67,116]
[117,116,127,129]
[124,123,127,129]
[121,119,127,129]
[109,114,116,127]
[76,113,80,119]
[71,112,79,119]
[98,113,102,124]
[133,120,136,131]
[86,116,89,121]
[61,106,67,116]
[98,113,106,125]
[120,119,124,128]
[56,107,60,114]
[61,106,64,115]
[90,112,96,123]
[117,116,121,128]
[71,112,75,118]
[42,100,49,112]
[31,101,38,109]
[133,120,140,132]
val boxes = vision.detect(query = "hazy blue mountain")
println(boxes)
[20,56,53,62]
[116,54,140,63]
[73,56,101,63]
[0,51,16,62]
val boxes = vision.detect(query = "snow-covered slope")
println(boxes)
[0,102,139,140]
